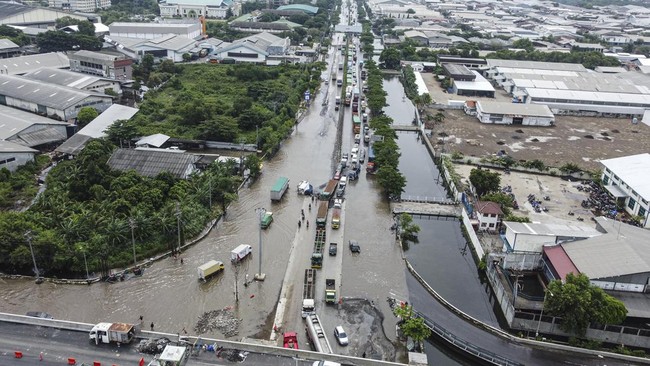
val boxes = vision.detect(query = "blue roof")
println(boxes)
[276,4,319,14]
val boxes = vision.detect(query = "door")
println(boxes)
[512,117,523,125]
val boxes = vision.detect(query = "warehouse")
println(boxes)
[502,220,602,253]
[23,67,122,95]
[108,22,202,40]
[601,153,650,227]
[475,101,555,126]
[0,104,68,148]
[0,140,37,172]
[451,70,495,97]
[523,88,650,117]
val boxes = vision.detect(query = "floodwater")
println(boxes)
[396,131,448,200]
[383,76,416,126]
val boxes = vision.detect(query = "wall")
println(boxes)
[0,151,35,172]
[461,207,484,258]
[506,230,556,252]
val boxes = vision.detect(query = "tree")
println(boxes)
[393,304,431,344]
[469,168,500,197]
[105,119,138,147]
[512,38,534,52]
[546,273,627,336]
[376,165,406,198]
[244,154,262,180]
[397,213,420,242]
[76,107,98,128]
[380,47,401,69]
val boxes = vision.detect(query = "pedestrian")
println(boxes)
[298,220,301,229]
[180,257,184,264]
[139,315,143,324]
[362,352,366,358]
[182,327,188,335]
[39,352,43,361]
[306,220,309,228]
[309,203,312,211]
[150,322,154,331]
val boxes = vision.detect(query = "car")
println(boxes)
[334,326,349,346]
[333,170,341,180]
[26,311,53,319]
[336,186,345,197]
[354,134,361,144]
[349,240,360,253]
[342,153,349,160]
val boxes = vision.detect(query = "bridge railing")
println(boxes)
[400,195,457,204]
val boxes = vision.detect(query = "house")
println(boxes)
[475,101,555,126]
[160,0,234,19]
[0,140,37,172]
[0,2,88,27]
[0,104,68,149]
[474,201,503,232]
[0,52,69,75]
[0,74,113,122]
[211,32,290,63]
[69,50,133,80]
[404,30,429,46]
[107,147,199,179]
[109,22,202,40]
[600,153,650,227]
[23,67,122,96]
[502,220,602,252]
[56,104,139,156]
[48,0,110,12]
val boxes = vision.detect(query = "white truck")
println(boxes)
[305,314,332,354]
[197,260,224,281]
[271,177,290,201]
[231,244,252,263]
[302,269,316,318]
[89,322,135,345]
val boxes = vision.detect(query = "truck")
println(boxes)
[305,314,333,354]
[311,229,326,268]
[89,322,135,345]
[353,87,360,102]
[316,202,329,228]
[231,244,252,263]
[331,71,337,81]
[270,176,289,201]
[338,62,343,70]
[261,211,273,229]
[325,279,337,304]
[368,144,375,163]
[158,345,189,366]
[331,199,342,229]
[336,78,343,87]
[329,242,338,256]
[352,114,361,134]
[352,101,358,112]
[344,86,353,106]
[320,179,338,201]
[335,96,341,105]
[302,268,316,318]
[197,260,225,281]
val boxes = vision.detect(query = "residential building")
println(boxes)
[0,2,88,27]
[0,140,37,172]
[56,104,139,156]
[475,101,555,126]
[107,147,199,179]
[109,22,202,40]
[0,74,112,121]
[69,50,133,80]
[0,52,69,75]
[502,221,602,253]
[159,0,234,19]
[48,0,110,12]
[0,104,68,148]
[23,67,122,96]
[601,153,650,227]
[474,201,503,231]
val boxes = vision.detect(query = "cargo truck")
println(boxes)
[331,199,342,229]
[89,322,135,345]
[311,229,326,268]
[270,177,289,201]
[261,211,273,229]
[320,179,338,201]
[344,86,352,106]
[325,279,337,304]
[197,260,225,281]
[316,202,329,228]
[352,114,361,133]
[230,244,252,263]
[305,314,332,354]
[302,268,316,318]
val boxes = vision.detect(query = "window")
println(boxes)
[639,206,646,218]
[628,198,636,210]
[0,157,16,165]
[603,176,609,185]
[489,223,495,228]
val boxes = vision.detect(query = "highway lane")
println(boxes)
[0,322,311,366]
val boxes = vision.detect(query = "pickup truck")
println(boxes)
[329,243,337,256]
[331,199,342,229]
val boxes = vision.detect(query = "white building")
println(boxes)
[475,101,554,126]
[23,67,122,95]
[601,153,650,227]
[160,0,233,19]
[48,0,110,12]
[0,140,37,172]
[475,201,503,232]
[0,104,68,148]
[503,221,602,253]
[211,32,289,63]
[109,22,202,40]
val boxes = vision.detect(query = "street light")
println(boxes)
[25,230,42,284]
[81,246,89,280]
[129,217,137,267]
[535,289,554,338]
[254,207,266,281]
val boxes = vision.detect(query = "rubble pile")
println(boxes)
[137,337,171,354]
[194,308,241,337]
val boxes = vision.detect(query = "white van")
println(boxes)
[231,244,252,263]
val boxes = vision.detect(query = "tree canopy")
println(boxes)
[546,273,627,336]
[76,107,98,128]
[469,168,501,197]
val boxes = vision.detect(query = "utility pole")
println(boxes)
[208,175,212,210]
[25,230,41,283]
[175,202,182,255]
[233,261,240,303]
[129,217,137,266]
[82,247,89,280]
[254,207,266,281]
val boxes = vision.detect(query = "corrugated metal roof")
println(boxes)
[78,104,139,138]
[543,245,579,281]
[0,104,68,140]
[55,133,93,156]
[562,217,650,280]
[0,38,19,50]
[0,140,37,153]
[14,127,66,147]
[107,148,199,179]
[0,74,112,110]
[136,133,170,148]
[487,59,587,72]
[0,52,69,75]
[601,153,650,200]
[477,101,554,118]
[23,67,102,90]
[504,221,602,238]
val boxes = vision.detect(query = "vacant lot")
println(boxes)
[425,108,650,171]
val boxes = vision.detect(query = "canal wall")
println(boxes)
[0,313,403,366]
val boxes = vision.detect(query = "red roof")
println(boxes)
[475,201,503,215]
[543,245,579,281]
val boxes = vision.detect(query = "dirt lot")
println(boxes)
[424,108,650,171]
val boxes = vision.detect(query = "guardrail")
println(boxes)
[400,195,457,205]
[413,309,524,366]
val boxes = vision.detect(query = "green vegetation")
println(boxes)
[393,304,432,343]
[0,156,50,210]
[0,140,240,278]
[397,213,420,243]
[546,273,627,337]
[128,63,318,155]
[485,50,619,70]
[0,25,30,46]
[76,107,99,129]
[469,168,500,197]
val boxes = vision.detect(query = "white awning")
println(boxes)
[604,184,628,198]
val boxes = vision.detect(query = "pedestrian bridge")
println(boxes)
[392,201,460,217]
